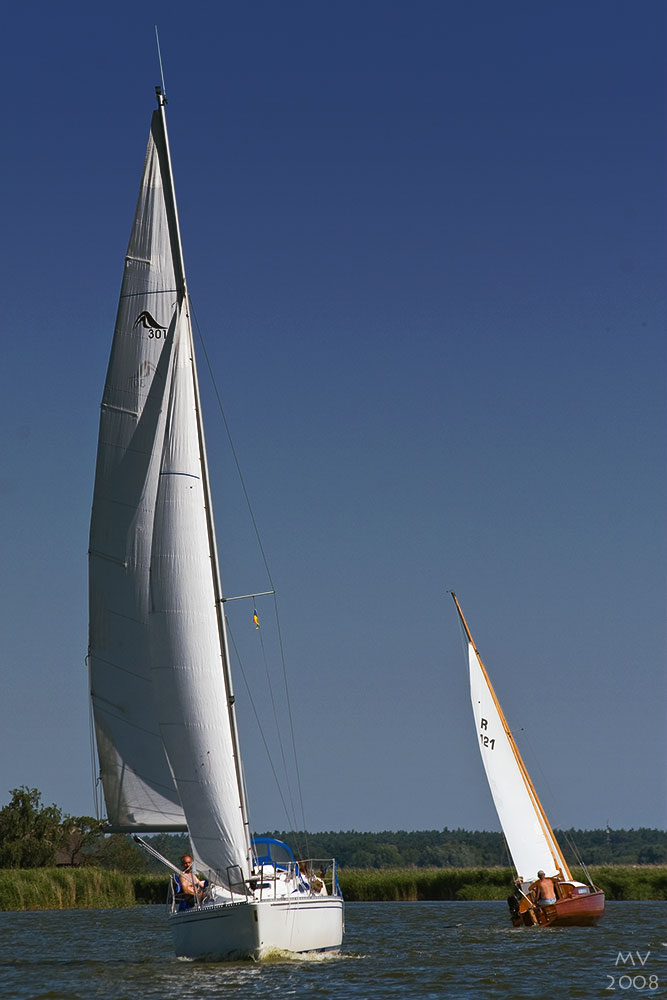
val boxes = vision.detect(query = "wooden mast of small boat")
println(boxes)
[154,87,253,866]
[450,592,571,880]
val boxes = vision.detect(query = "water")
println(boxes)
[0,902,664,999]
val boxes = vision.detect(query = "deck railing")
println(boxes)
[169,856,342,911]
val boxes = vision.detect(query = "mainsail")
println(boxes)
[452,595,570,882]
[89,94,250,881]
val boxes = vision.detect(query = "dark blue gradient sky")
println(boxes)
[0,0,664,834]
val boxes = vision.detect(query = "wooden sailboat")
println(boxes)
[450,593,604,927]
[88,87,343,960]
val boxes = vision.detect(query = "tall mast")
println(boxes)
[154,88,253,861]
[450,592,570,879]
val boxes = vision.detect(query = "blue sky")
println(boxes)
[0,0,664,837]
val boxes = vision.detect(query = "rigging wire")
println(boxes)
[226,619,298,836]
[190,299,275,592]
[85,656,102,822]
[517,727,593,883]
[271,590,310,859]
[253,604,300,834]
[501,831,512,870]
[189,300,309,845]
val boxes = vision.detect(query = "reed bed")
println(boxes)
[589,865,667,901]
[336,866,667,902]
[0,865,664,910]
[338,867,513,901]
[0,867,138,911]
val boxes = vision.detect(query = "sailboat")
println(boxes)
[450,593,604,927]
[88,87,344,960]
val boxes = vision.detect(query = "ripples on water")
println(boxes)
[0,901,663,999]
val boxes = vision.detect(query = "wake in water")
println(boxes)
[258,947,344,963]
[177,947,349,965]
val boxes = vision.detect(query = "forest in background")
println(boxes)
[1,788,665,871]
[145,826,667,872]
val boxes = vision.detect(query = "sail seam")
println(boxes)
[158,471,200,479]
[91,701,167,738]
[90,653,152,677]
[89,549,127,567]
[100,403,140,418]
[119,288,180,299]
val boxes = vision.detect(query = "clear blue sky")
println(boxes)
[1,1,664,836]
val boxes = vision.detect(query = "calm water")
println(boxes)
[0,901,664,999]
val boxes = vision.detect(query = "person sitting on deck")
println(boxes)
[534,870,557,906]
[507,876,524,919]
[296,860,327,895]
[177,855,206,905]
[297,861,311,892]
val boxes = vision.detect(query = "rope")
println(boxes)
[253,605,299,832]
[518,727,594,880]
[227,616,298,836]
[272,590,310,860]
[190,299,275,592]
[190,297,309,858]
[86,656,103,823]
[558,826,596,887]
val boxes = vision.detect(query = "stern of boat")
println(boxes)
[169,854,344,960]
[512,880,605,927]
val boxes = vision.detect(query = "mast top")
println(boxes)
[450,591,475,647]
[154,24,167,102]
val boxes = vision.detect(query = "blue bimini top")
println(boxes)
[251,837,296,870]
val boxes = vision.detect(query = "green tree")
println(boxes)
[0,787,67,868]
[58,816,105,867]
[89,833,149,873]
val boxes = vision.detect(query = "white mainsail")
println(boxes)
[467,642,566,881]
[89,98,250,880]
[89,115,184,830]
[452,595,570,883]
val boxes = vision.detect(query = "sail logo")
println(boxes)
[129,360,158,389]
[133,310,168,339]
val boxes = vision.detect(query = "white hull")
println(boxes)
[170,895,344,960]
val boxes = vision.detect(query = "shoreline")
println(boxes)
[0,865,664,910]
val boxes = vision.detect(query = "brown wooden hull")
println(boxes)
[513,890,605,927]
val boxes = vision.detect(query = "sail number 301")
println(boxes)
[480,718,495,750]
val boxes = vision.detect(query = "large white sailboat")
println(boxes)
[88,87,343,960]
[450,593,604,927]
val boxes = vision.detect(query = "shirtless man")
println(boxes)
[179,855,206,902]
[534,870,557,906]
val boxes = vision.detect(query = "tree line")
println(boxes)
[246,827,667,869]
[1,787,665,870]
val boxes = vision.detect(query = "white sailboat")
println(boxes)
[450,593,604,926]
[88,87,343,960]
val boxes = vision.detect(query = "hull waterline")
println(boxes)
[170,895,344,960]
[514,890,605,927]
